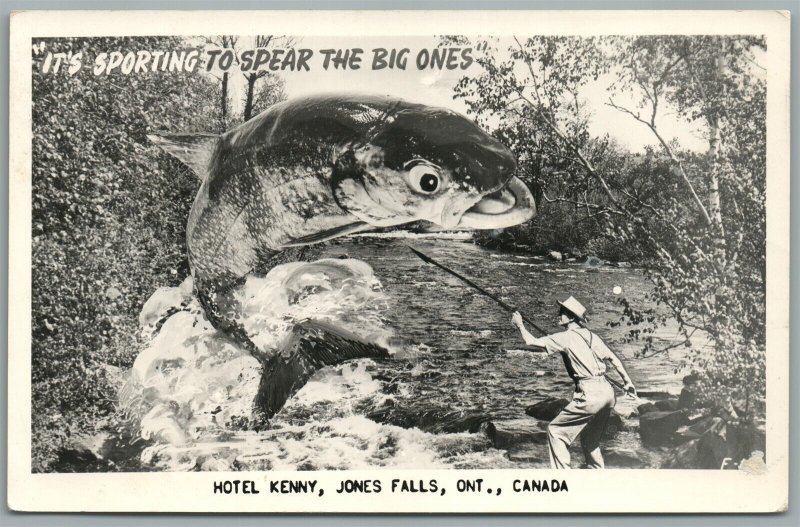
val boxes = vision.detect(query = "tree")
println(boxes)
[450,36,624,255]
[206,35,239,128]
[248,73,287,118]
[605,36,766,418]
[242,35,294,121]
[451,35,767,421]
[31,36,221,471]
[204,35,289,127]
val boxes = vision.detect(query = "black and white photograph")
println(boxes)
[7,9,790,513]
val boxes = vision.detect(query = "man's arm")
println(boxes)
[511,312,550,352]
[604,350,637,396]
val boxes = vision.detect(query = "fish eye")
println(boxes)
[406,161,441,194]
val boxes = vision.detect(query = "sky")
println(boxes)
[220,35,717,153]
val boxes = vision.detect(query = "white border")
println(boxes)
[7,9,791,513]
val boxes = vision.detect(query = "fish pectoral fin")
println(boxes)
[255,319,391,419]
[147,132,219,180]
[280,222,371,248]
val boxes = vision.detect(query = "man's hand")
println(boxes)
[511,311,524,328]
[624,382,637,399]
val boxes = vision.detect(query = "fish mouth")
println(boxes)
[456,177,536,229]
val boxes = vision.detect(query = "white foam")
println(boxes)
[140,414,462,471]
[120,258,398,470]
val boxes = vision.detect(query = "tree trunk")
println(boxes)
[707,49,727,269]
[244,74,257,121]
[221,71,228,122]
[708,46,729,361]
[532,156,544,207]
[708,116,723,234]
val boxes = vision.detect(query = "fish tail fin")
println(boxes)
[255,319,391,419]
[148,132,219,180]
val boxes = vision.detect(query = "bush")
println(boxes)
[31,36,220,471]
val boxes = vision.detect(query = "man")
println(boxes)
[512,296,636,469]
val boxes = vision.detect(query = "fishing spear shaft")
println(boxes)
[408,246,631,394]
[408,246,548,336]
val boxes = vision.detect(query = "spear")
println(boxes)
[408,246,547,335]
[408,246,630,394]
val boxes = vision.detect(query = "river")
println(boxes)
[121,235,692,471]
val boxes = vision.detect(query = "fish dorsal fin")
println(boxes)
[147,132,219,180]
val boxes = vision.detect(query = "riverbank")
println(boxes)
[45,236,761,471]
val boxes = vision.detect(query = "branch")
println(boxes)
[681,52,710,107]
[650,287,707,333]
[255,35,274,49]
[512,36,627,214]
[616,187,710,262]
[572,210,614,225]
[640,328,698,357]
[606,98,714,226]
[541,190,612,211]
[658,53,688,88]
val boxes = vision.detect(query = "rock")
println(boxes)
[53,433,115,472]
[525,398,570,421]
[54,446,105,472]
[638,410,688,446]
[695,421,730,469]
[654,398,680,411]
[612,393,640,417]
[636,390,673,400]
[686,409,710,424]
[200,457,231,471]
[484,419,548,449]
[369,402,487,434]
[678,387,697,410]
[615,261,632,268]
[724,423,767,465]
[636,402,658,415]
[604,411,626,436]
[661,438,700,468]
[565,247,585,260]
[674,416,725,443]
[689,416,725,436]
[506,446,546,463]
[682,373,700,385]
[661,419,766,470]
[523,400,624,434]
[584,256,605,268]
[140,405,189,444]
[547,250,563,261]
[604,448,646,469]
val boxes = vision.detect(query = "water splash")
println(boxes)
[108,238,687,472]
[118,258,418,470]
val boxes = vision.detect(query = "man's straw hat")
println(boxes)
[557,296,588,322]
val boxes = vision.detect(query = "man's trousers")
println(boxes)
[547,377,616,469]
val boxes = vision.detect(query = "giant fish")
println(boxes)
[149,93,535,421]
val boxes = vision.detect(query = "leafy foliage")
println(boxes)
[31,36,221,471]
[450,35,766,421]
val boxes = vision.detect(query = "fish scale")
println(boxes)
[148,93,535,420]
